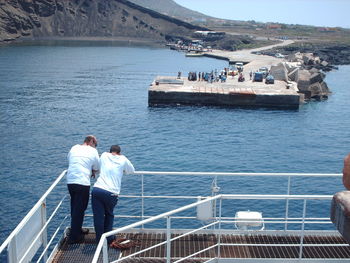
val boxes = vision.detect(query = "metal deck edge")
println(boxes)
[115,228,342,237]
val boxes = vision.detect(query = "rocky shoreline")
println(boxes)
[261,42,350,69]
[253,42,350,100]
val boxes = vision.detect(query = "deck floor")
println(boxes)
[52,232,350,262]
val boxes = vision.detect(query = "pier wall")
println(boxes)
[149,90,300,109]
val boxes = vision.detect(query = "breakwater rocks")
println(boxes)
[254,42,350,100]
[287,43,350,67]
[270,52,330,100]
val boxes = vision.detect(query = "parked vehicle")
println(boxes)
[265,75,275,84]
[253,72,263,82]
[259,67,269,78]
[275,53,285,58]
[235,62,244,72]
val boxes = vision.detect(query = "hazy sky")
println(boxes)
[174,0,350,28]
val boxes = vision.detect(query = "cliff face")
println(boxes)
[0,0,207,43]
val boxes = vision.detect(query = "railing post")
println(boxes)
[166,216,171,263]
[7,235,17,263]
[298,199,307,260]
[284,176,291,230]
[103,238,109,263]
[211,175,220,230]
[213,199,216,230]
[41,199,48,262]
[141,174,144,229]
[217,197,222,260]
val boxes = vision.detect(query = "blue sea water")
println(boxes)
[0,42,350,246]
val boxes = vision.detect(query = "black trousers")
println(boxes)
[67,184,90,241]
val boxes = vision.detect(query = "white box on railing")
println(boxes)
[196,197,213,221]
[235,211,264,230]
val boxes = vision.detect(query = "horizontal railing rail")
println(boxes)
[135,171,342,177]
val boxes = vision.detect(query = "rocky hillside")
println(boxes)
[0,0,207,43]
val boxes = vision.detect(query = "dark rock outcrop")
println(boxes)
[0,0,208,43]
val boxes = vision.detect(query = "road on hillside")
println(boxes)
[206,40,294,73]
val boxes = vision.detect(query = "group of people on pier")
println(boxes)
[186,69,229,83]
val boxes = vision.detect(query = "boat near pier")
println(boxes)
[1,170,349,262]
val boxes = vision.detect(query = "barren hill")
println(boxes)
[0,0,207,43]
[128,0,212,22]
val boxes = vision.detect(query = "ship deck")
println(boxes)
[52,231,350,262]
[1,171,347,263]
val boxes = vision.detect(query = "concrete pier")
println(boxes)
[149,76,301,109]
[148,40,303,109]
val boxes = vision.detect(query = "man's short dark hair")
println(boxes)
[110,145,121,154]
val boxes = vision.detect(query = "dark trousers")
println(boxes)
[67,184,90,241]
[91,187,118,244]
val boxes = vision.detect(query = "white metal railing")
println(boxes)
[0,170,342,263]
[135,171,341,177]
[133,171,341,231]
[0,170,68,263]
[92,194,222,263]
[92,193,342,263]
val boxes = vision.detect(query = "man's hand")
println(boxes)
[91,169,98,178]
[343,154,350,190]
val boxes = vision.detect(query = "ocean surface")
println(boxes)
[0,42,350,246]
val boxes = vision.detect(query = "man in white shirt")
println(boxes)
[92,145,135,244]
[66,135,100,243]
